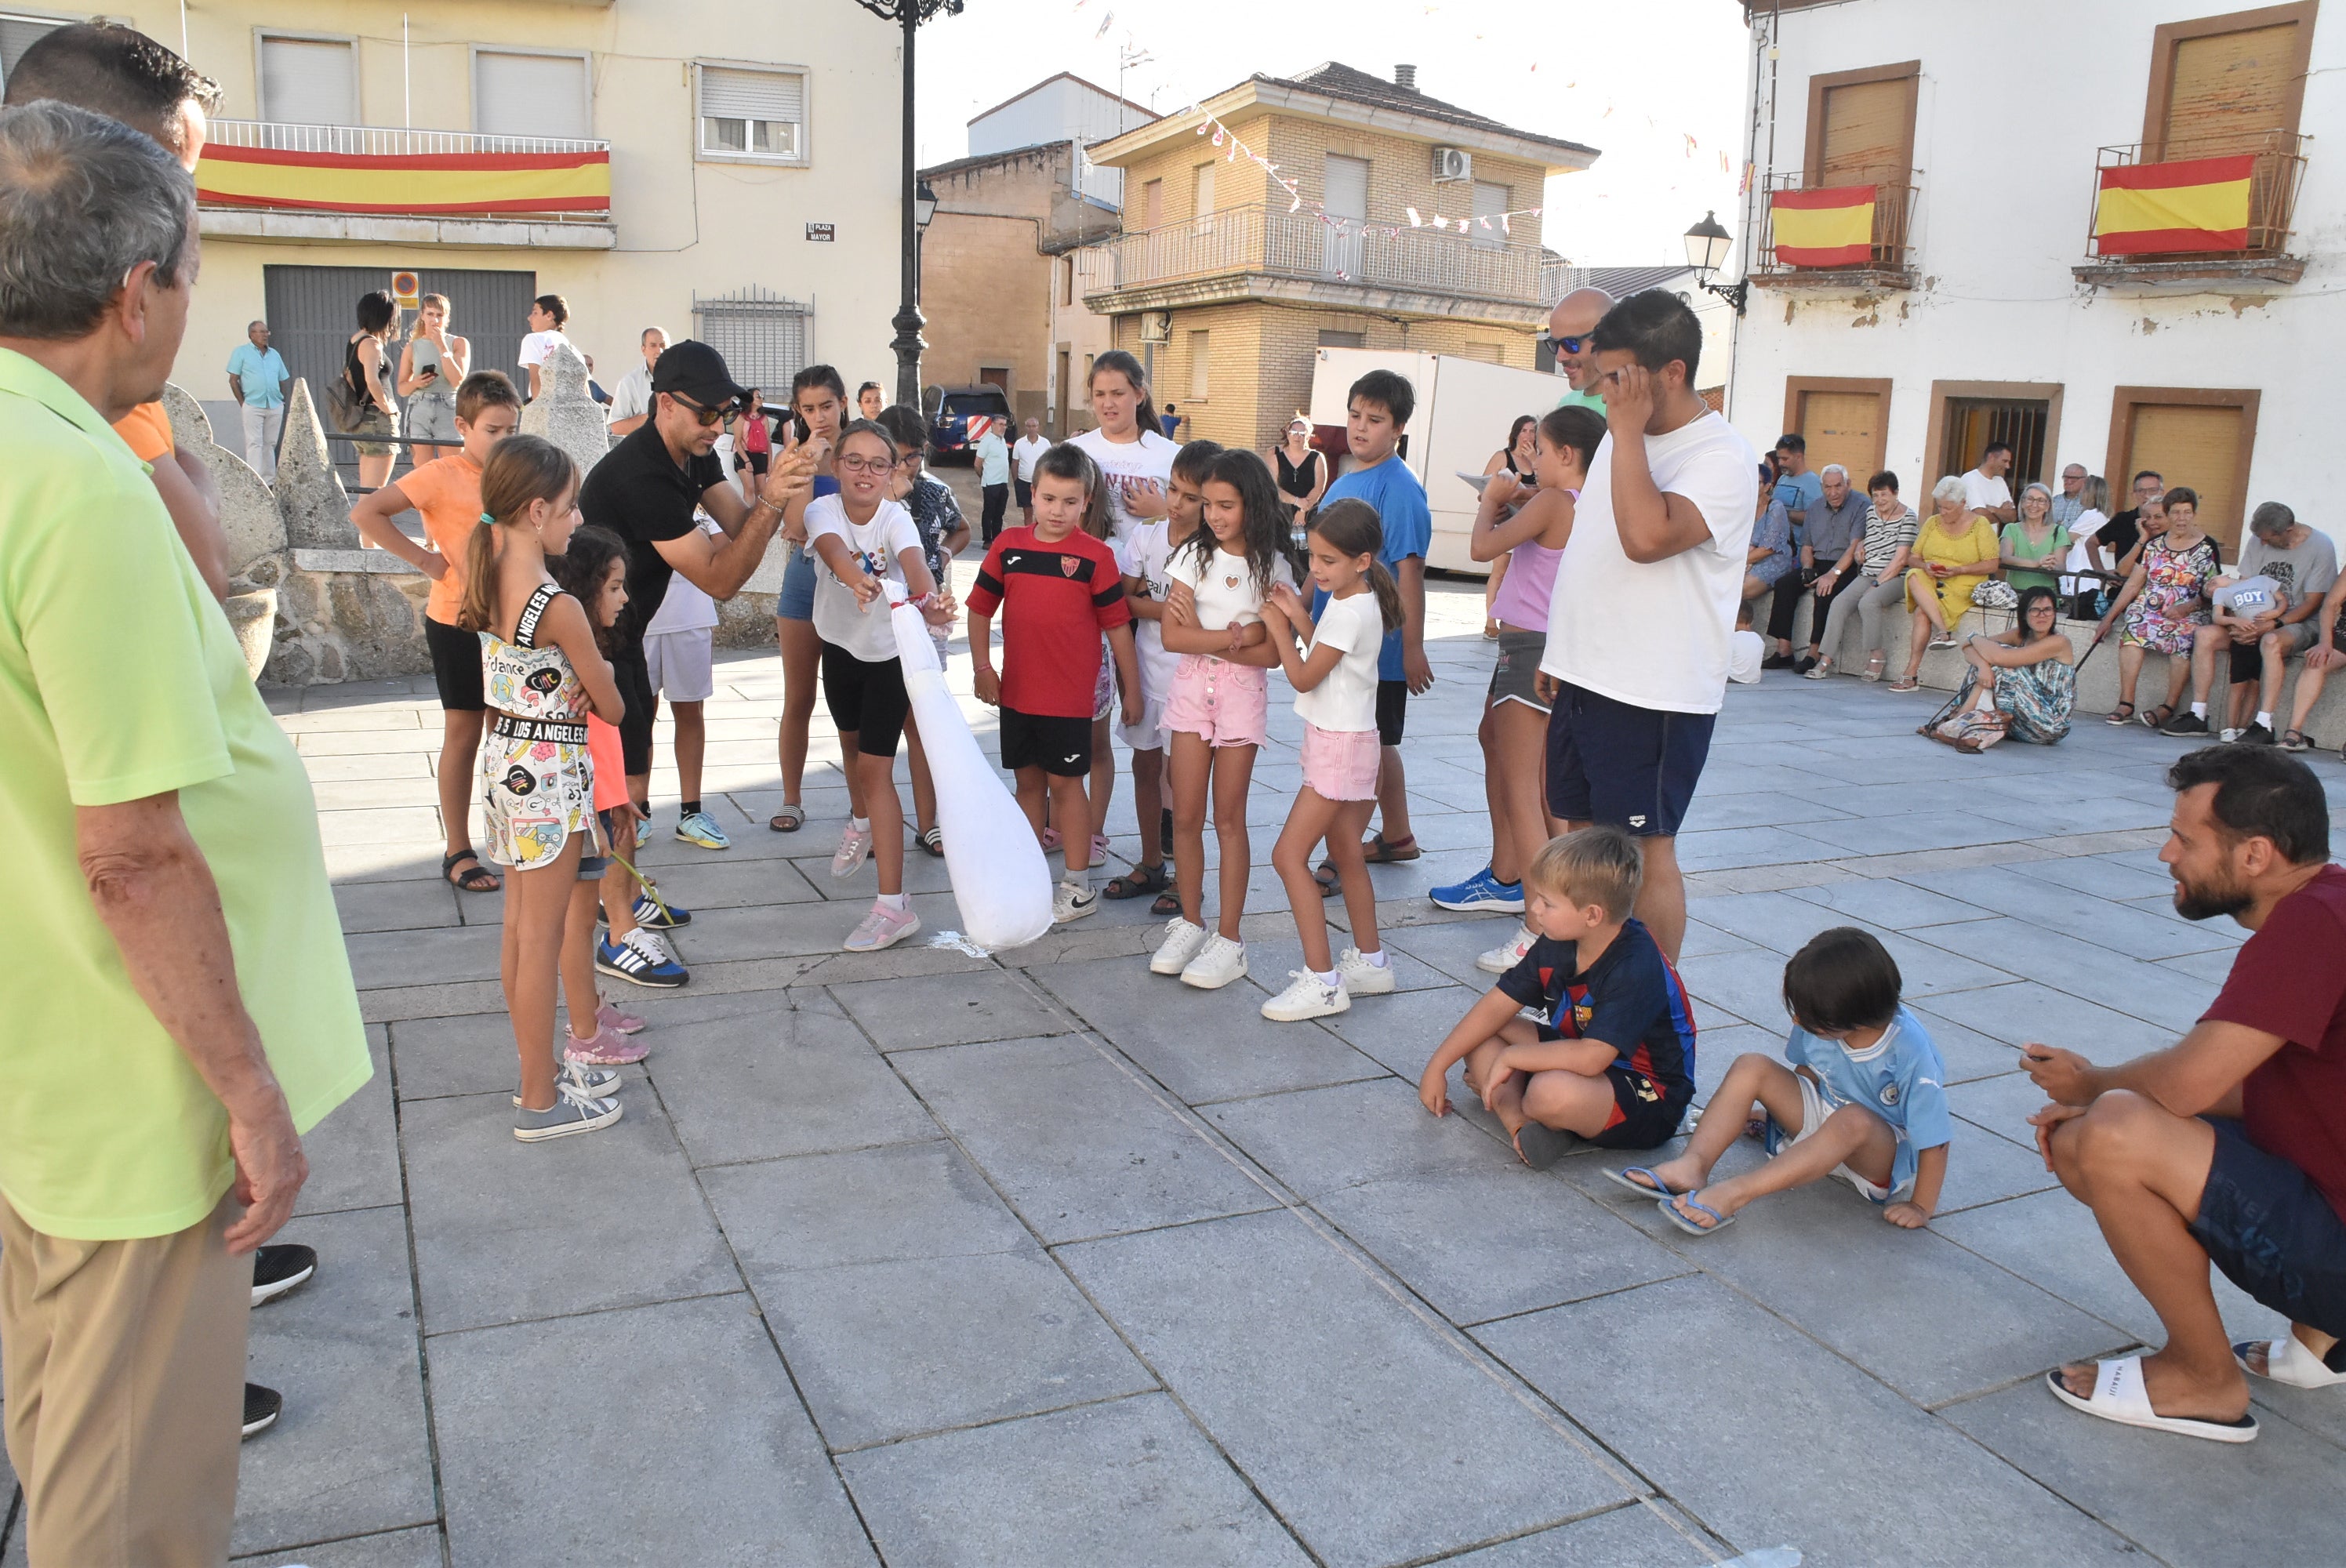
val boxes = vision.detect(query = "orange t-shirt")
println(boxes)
[113,401,174,462]
[397,452,485,625]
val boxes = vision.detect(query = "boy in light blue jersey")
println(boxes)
[1609,927,1952,1234]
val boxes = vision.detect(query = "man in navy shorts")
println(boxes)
[2028,746,2346,1443]
[1534,290,1757,964]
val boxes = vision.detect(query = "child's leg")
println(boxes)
[1168,732,1211,925]
[439,709,487,866]
[1272,787,1344,971]
[1131,746,1166,871]
[1458,1017,1542,1131]
[775,616,822,811]
[599,808,640,943]
[1641,1054,1808,1193]
[1208,742,1258,942]
[1087,714,1113,848]
[1518,1067,1625,1141]
[558,873,602,1042]
[1048,768,1092,884]
[1014,764,1049,840]
[1474,699,1508,876]
[858,748,905,897]
[904,713,936,835]
[1671,1102,1899,1226]
[1491,701,1549,887]
[670,699,706,809]
[507,836,584,1112]
[1325,798,1379,957]
[1375,743,1412,845]
[840,731,869,825]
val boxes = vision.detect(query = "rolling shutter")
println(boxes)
[1797,390,1887,484]
[2128,403,2250,547]
[1819,77,1908,182]
[1471,180,1509,250]
[475,52,590,140]
[2161,24,2297,158]
[699,65,803,158]
[260,36,356,126]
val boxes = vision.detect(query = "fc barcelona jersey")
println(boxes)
[1496,917,1697,1104]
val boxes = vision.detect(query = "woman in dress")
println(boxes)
[1269,414,1329,554]
[1479,414,1538,639]
[2094,487,2217,728]
[397,293,470,464]
[1928,586,2077,749]
[1890,476,2001,691]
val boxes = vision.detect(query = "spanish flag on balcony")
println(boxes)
[2094,155,2253,256]
[195,145,610,216]
[1770,185,1876,267]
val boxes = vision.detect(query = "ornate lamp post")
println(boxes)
[855,0,964,409]
[1683,210,1749,317]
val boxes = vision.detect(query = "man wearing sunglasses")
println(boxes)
[1544,286,1612,415]
[579,339,816,805]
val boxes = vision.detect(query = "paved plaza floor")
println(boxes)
[9,578,2344,1568]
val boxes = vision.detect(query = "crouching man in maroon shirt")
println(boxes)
[2027,745,2346,1443]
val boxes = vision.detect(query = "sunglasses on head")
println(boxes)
[669,391,741,426]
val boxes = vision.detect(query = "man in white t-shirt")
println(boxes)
[1012,417,1050,526]
[606,326,667,437]
[517,294,574,401]
[1537,290,1758,963]
[1962,443,2017,525]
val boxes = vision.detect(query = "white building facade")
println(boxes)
[1721,0,2341,551]
[967,71,1156,208]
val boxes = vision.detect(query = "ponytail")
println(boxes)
[1363,560,1404,635]
[457,517,500,633]
[1309,497,1400,633]
[455,434,579,633]
[1090,349,1158,441]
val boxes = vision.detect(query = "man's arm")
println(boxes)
[2023,1017,2283,1119]
[658,496,783,601]
[76,793,306,1252]
[227,372,245,405]
[1600,368,1720,563]
[151,449,231,604]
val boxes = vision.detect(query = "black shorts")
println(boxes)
[424,614,485,713]
[1000,706,1092,777]
[2192,1116,2346,1339]
[612,642,656,778]
[735,448,769,475]
[1527,1039,1690,1150]
[1014,475,1032,509]
[822,642,911,759]
[1375,678,1407,746]
[1545,681,1716,837]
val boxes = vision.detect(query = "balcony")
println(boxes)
[1081,204,1547,322]
[2073,134,2307,291]
[194,121,616,250]
[1749,172,1919,294]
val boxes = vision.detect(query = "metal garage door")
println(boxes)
[262,264,539,419]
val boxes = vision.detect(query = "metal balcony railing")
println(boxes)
[1749,170,1919,278]
[205,118,609,158]
[2083,132,2306,262]
[199,119,614,223]
[1089,204,1544,305]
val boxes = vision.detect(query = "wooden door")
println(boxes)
[2128,402,2248,547]
[1797,389,1885,485]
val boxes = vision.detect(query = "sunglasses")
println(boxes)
[669,391,741,426]
[1539,332,1590,357]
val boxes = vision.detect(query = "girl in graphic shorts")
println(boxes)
[461,436,628,1143]
[1257,499,1405,1022]
[805,419,957,953]
[1147,451,1293,991]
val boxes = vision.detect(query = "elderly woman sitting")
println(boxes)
[1890,474,2002,691]
[1741,462,1796,604]
[1921,586,2078,750]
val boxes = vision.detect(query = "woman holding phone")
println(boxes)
[398,293,470,464]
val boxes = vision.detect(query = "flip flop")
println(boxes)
[2046,1356,2257,1443]
[768,804,804,833]
[1361,833,1420,864]
[1513,1122,1582,1171]
[441,850,500,894]
[1658,1191,1736,1236]
[2234,1336,2346,1389]
[1602,1165,1687,1198]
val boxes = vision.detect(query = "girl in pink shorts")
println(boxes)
[1146,452,1294,989]
[1258,500,1404,1022]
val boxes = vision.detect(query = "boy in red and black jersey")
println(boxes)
[967,443,1141,924]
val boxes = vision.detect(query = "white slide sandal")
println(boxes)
[2235,1336,2346,1390]
[2046,1355,2258,1443]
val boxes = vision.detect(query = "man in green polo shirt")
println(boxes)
[1546,286,1611,414]
[0,102,369,1566]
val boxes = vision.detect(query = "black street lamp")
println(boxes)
[855,0,964,410]
[1683,210,1749,317]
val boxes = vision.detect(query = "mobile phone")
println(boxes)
[419,365,438,381]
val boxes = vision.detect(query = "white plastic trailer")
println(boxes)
[1306,347,1566,577]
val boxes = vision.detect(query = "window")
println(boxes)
[1142,178,1162,228]
[1923,379,2065,497]
[259,34,357,126]
[1324,154,1368,278]
[1,14,64,93]
[1803,61,1919,184]
[1186,330,1210,402]
[1469,181,1509,250]
[696,63,806,163]
[1783,376,1892,485]
[1192,161,1215,217]
[2147,5,2316,159]
[692,288,810,391]
[1317,329,1364,348]
[1061,257,1074,307]
[2108,387,2261,548]
[474,49,590,140]
[1458,342,1501,363]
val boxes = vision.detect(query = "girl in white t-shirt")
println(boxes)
[806,421,956,955]
[1257,499,1404,1022]
[1147,451,1292,990]
[1070,350,1178,544]
[517,294,573,401]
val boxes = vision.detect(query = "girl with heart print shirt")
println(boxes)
[1147,451,1294,991]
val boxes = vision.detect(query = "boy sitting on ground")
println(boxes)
[1611,926,1951,1234]
[1418,828,1697,1167]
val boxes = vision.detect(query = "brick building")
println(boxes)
[1080,62,1597,450]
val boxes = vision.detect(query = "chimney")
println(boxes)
[1394,64,1417,92]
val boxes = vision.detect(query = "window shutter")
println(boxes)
[1193,161,1215,216]
[699,66,803,158]
[1187,330,1210,401]
[1324,154,1369,220]
[475,53,590,140]
[2162,24,2297,158]
[260,37,356,126]
[1819,78,1908,183]
[2128,404,2249,547]
[1471,180,1509,250]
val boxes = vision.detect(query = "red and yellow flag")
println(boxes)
[196,145,610,216]
[1770,185,1876,267]
[2094,155,2253,256]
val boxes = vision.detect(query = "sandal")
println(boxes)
[1041,827,1062,851]
[1102,861,1170,901]
[2104,702,2136,727]
[1360,833,1420,864]
[1802,658,1835,680]
[768,804,804,833]
[441,850,500,894]
[2139,704,2174,730]
[917,826,945,858]
[1151,889,1182,916]
[1862,652,1887,683]
[1887,677,1919,693]
[2280,728,2311,752]
[1312,861,1340,896]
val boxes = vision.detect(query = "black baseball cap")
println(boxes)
[650,340,748,409]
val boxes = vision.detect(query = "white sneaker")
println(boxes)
[1337,946,1397,996]
[1053,880,1099,924]
[1179,933,1248,989]
[2220,727,2244,743]
[1476,924,1536,975]
[831,822,873,879]
[1149,916,1210,975]
[1262,970,1349,1021]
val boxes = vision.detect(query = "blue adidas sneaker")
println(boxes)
[594,930,688,989]
[1429,864,1525,913]
[631,892,691,930]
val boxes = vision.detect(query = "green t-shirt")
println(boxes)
[1553,386,1607,415]
[0,349,370,1240]
[1999,520,2071,594]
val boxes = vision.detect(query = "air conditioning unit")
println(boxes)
[1139,310,1172,343]
[1431,147,1472,183]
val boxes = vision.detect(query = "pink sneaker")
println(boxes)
[565,1028,649,1066]
[843,899,921,953]
[597,1001,647,1036]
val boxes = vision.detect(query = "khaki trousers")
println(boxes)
[1,1193,249,1568]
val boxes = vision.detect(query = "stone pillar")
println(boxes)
[275,379,362,550]
[519,343,611,482]
[158,383,289,678]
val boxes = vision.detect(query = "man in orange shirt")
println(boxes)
[350,371,523,895]
[5,23,232,602]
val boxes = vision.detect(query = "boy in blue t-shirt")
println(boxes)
[1418,827,1696,1169]
[1612,926,1952,1235]
[1312,369,1433,876]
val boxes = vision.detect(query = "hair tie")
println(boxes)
[479,512,496,525]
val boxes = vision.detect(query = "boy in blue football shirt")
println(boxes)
[1418,827,1697,1169]
[1611,926,1952,1233]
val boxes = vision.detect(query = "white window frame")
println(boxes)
[692,58,811,169]
[469,45,594,141]
[252,28,358,125]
